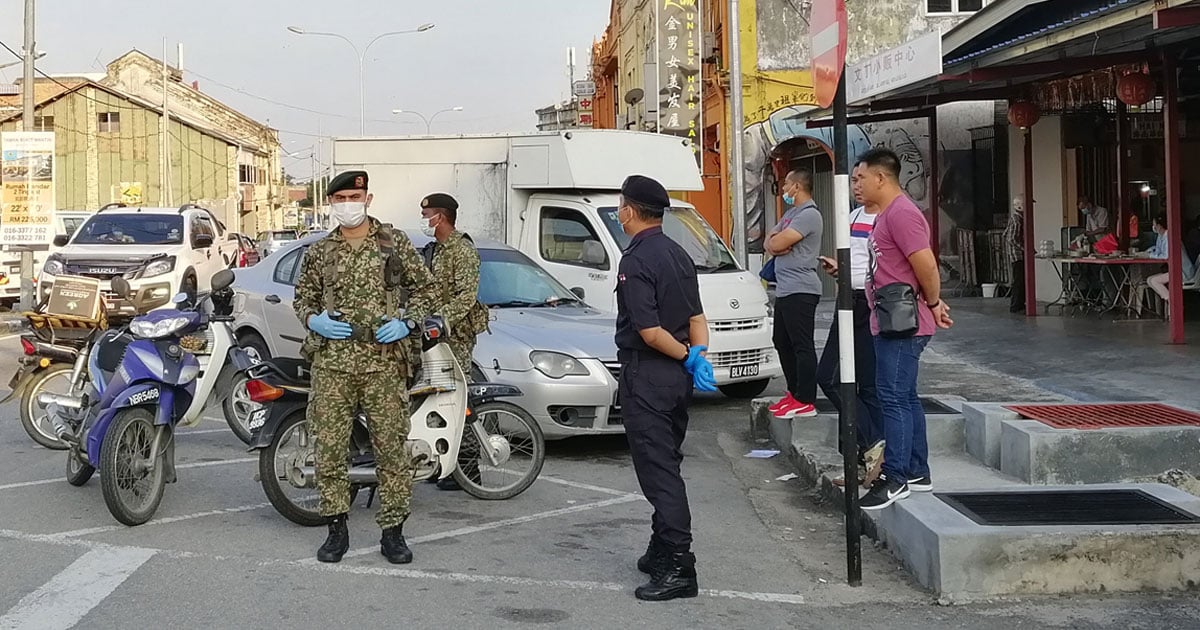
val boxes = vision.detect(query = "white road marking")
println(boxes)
[176,428,231,436]
[0,546,156,630]
[0,457,257,492]
[47,502,275,539]
[0,528,806,606]
[537,475,641,498]
[318,493,643,563]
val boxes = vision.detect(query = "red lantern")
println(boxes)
[1007,101,1040,129]
[1116,72,1155,107]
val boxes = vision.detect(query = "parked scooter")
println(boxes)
[242,315,545,527]
[2,308,122,450]
[42,270,240,526]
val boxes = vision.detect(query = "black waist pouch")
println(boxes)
[874,283,919,339]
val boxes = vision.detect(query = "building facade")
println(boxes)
[535,99,581,131]
[0,50,282,235]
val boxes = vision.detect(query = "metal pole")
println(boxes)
[358,52,365,135]
[1022,127,1036,317]
[17,0,36,311]
[928,112,940,258]
[1163,52,1185,343]
[728,0,747,267]
[833,69,861,588]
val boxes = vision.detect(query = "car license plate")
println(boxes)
[248,408,268,431]
[729,364,760,379]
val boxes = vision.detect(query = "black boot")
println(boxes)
[317,514,349,563]
[636,537,666,575]
[634,551,699,601]
[380,524,413,564]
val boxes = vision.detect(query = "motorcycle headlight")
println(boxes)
[143,256,176,278]
[43,256,63,276]
[530,351,590,379]
[130,316,192,340]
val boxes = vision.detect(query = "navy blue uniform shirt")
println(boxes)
[615,226,703,355]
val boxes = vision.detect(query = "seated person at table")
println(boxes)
[1147,215,1199,304]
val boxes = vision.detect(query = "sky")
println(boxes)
[0,0,611,179]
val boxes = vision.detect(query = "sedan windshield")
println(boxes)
[73,214,184,245]
[479,248,582,308]
[599,206,740,273]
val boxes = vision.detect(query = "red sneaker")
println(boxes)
[768,392,795,413]
[773,398,818,419]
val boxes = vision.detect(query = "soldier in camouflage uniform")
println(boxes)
[293,170,437,565]
[418,193,491,491]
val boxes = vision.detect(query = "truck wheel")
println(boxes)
[718,379,770,399]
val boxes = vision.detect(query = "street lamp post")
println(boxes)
[287,23,435,135]
[391,107,464,134]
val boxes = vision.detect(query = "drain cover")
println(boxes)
[1003,403,1200,430]
[816,397,956,415]
[937,489,1200,526]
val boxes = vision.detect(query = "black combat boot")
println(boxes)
[634,551,699,602]
[380,524,413,564]
[317,514,349,563]
[636,536,666,575]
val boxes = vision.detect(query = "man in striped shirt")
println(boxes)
[815,163,885,488]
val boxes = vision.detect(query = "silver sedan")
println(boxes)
[228,231,623,440]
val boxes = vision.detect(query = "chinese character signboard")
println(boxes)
[1,131,56,246]
[578,97,594,129]
[846,30,942,105]
[656,0,702,166]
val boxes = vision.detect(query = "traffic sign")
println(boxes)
[810,0,848,110]
[572,80,596,97]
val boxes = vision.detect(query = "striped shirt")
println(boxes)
[849,206,878,290]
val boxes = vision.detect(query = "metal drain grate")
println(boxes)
[1003,403,1200,430]
[816,397,956,415]
[938,489,1200,526]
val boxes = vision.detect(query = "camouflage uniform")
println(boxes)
[428,230,489,372]
[294,217,436,529]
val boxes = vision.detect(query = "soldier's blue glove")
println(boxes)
[692,356,718,392]
[375,317,409,344]
[308,310,352,340]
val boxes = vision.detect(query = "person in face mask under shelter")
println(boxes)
[293,170,439,565]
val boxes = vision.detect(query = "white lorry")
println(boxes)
[331,130,780,398]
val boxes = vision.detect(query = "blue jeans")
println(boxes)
[874,335,931,482]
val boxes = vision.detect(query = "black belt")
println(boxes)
[617,348,679,364]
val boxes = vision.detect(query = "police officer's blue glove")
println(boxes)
[683,345,708,373]
[692,356,718,392]
[308,310,352,340]
[375,317,410,344]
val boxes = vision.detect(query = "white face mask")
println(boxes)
[331,202,367,228]
[419,216,438,237]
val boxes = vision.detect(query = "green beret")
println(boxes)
[328,170,368,195]
[420,192,459,212]
[620,175,670,210]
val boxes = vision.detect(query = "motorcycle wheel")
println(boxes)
[453,401,546,501]
[19,363,72,451]
[259,412,359,527]
[99,408,166,526]
[220,337,269,445]
[65,446,95,486]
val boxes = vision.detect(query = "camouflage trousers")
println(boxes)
[310,367,413,529]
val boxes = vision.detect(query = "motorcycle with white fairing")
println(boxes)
[42,270,239,526]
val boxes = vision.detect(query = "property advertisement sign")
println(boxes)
[1,131,57,245]
[656,0,703,166]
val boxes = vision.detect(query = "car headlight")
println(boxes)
[43,256,63,276]
[530,351,590,379]
[130,316,192,340]
[143,256,176,278]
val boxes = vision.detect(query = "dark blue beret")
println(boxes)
[621,175,670,210]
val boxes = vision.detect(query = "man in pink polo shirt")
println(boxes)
[854,148,954,511]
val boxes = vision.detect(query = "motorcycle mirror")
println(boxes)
[211,269,235,292]
[172,293,189,305]
[111,276,133,300]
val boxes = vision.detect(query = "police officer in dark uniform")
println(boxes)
[614,174,717,602]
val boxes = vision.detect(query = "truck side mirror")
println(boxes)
[570,287,586,299]
[52,234,69,247]
[193,234,214,249]
[581,240,606,266]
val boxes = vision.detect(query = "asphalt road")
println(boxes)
[1,331,1199,629]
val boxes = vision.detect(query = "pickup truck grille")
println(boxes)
[710,318,764,332]
[709,348,769,368]
[63,261,144,280]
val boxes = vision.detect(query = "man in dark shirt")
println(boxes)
[614,174,716,602]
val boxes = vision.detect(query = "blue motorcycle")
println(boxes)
[44,269,238,526]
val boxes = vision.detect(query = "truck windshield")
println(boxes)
[479,248,583,308]
[73,214,185,245]
[599,206,740,273]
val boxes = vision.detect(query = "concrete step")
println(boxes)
[755,399,1200,600]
